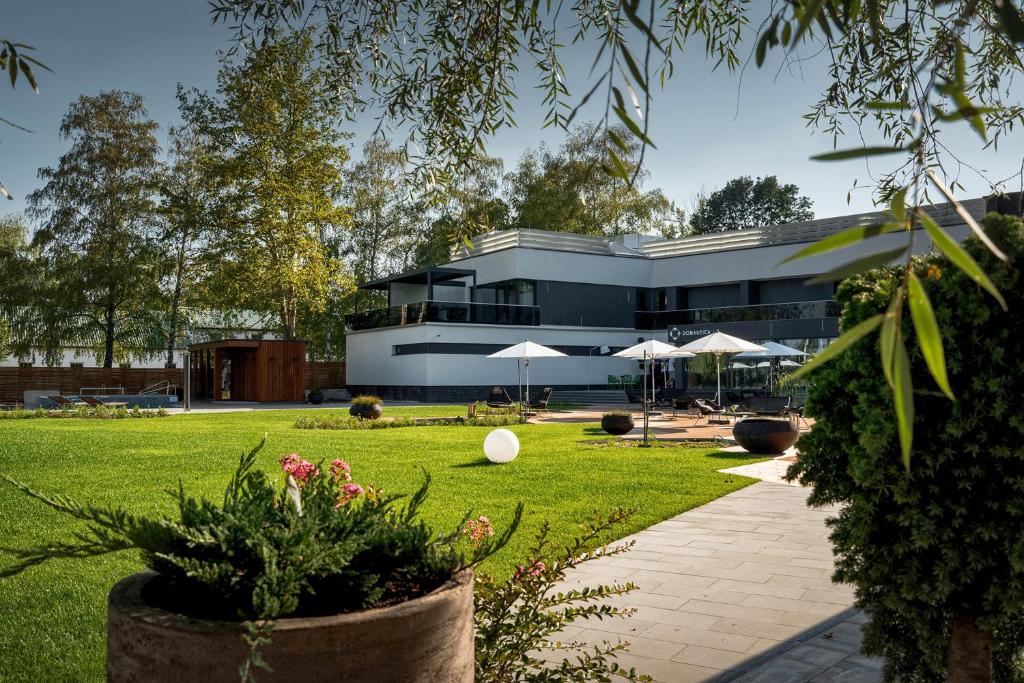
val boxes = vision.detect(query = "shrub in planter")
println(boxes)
[600,410,634,435]
[1,438,520,682]
[349,394,383,420]
[307,388,324,405]
[786,213,1024,681]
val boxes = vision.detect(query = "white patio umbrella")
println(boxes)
[675,332,766,404]
[614,340,691,408]
[613,339,691,446]
[487,341,567,414]
[736,342,808,393]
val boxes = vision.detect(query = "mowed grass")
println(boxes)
[0,406,766,682]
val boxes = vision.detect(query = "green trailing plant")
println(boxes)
[294,414,526,430]
[1,437,522,680]
[0,406,169,420]
[786,213,1024,681]
[474,508,650,682]
[350,394,383,407]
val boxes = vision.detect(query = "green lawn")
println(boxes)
[0,406,765,682]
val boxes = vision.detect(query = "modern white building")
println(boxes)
[345,195,1012,402]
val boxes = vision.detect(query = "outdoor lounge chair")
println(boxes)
[48,395,84,408]
[79,395,128,409]
[693,398,731,425]
[527,387,553,412]
[737,395,791,416]
[485,386,515,408]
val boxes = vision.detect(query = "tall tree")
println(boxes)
[184,33,352,340]
[689,176,814,235]
[413,155,507,268]
[341,139,425,307]
[27,91,162,368]
[0,213,41,359]
[155,121,215,367]
[503,125,684,237]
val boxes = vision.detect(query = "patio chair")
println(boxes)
[693,398,731,425]
[527,387,553,412]
[786,403,808,429]
[620,374,636,388]
[485,386,515,408]
[606,375,621,388]
[624,389,644,405]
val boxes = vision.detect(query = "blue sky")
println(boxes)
[4,0,1020,223]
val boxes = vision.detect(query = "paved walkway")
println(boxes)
[555,482,882,682]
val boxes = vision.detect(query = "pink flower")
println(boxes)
[514,561,546,580]
[330,459,352,481]
[336,482,365,507]
[463,515,495,544]
[280,453,320,487]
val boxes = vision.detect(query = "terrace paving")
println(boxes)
[552,482,882,682]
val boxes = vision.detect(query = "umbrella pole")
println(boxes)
[642,351,649,447]
[517,358,522,414]
[524,358,530,420]
[716,353,722,406]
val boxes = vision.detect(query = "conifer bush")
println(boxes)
[787,213,1024,680]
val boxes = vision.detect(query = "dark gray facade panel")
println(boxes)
[667,317,839,342]
[536,281,636,328]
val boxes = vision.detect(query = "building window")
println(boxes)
[119,363,132,369]
[18,361,31,368]
[70,362,84,368]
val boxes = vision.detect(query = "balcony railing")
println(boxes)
[635,300,841,329]
[346,301,541,331]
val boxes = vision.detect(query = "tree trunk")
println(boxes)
[166,238,187,367]
[948,615,991,683]
[103,302,116,369]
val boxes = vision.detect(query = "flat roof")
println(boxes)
[359,266,476,291]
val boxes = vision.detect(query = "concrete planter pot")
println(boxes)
[349,403,383,420]
[601,413,635,436]
[733,418,799,454]
[108,569,474,683]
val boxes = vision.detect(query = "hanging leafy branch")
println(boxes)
[0,38,51,199]
[211,0,1024,467]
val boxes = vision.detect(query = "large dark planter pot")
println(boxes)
[733,418,799,454]
[108,569,474,683]
[308,391,324,405]
[349,403,383,420]
[601,414,635,436]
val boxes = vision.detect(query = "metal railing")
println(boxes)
[346,301,541,331]
[635,300,841,329]
[140,380,178,396]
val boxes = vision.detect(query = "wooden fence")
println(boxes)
[0,362,346,404]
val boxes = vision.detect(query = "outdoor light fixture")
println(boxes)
[483,428,519,463]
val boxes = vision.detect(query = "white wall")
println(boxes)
[346,323,666,387]
[1,347,188,368]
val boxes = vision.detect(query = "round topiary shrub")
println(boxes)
[787,212,1024,681]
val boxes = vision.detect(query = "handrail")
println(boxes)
[140,380,177,396]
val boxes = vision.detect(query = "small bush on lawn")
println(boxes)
[294,414,526,430]
[0,405,169,419]
[787,213,1024,680]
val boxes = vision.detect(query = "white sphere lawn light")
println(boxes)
[484,428,519,463]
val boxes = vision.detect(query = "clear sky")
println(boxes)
[4,0,1020,224]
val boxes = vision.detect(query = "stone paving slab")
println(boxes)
[553,481,881,683]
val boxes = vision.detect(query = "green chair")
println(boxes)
[607,375,621,388]
[620,374,635,388]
